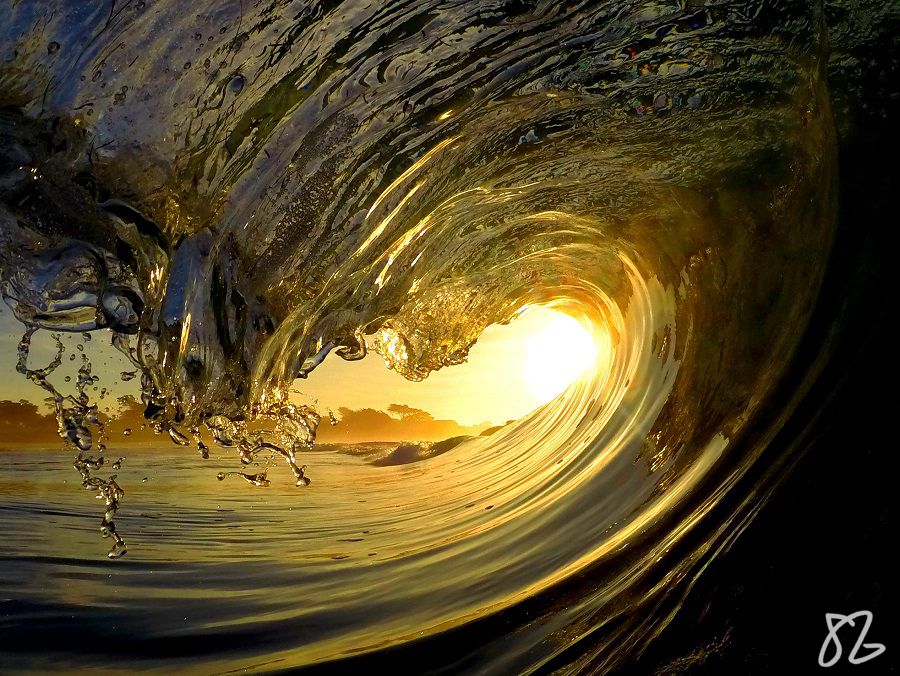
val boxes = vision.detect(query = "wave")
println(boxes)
[0,0,849,671]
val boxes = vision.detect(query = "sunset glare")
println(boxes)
[522,310,598,402]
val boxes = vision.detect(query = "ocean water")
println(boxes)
[1,442,543,672]
[0,434,663,673]
[1,0,898,673]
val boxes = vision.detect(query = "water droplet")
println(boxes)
[108,541,127,558]
[228,74,245,93]
[183,61,192,71]
[168,426,190,446]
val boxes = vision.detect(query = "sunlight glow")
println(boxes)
[288,305,603,437]
[522,310,598,403]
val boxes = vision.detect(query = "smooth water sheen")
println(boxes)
[0,0,873,672]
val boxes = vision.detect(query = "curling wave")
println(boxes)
[0,0,846,671]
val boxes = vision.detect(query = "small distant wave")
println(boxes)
[370,435,473,467]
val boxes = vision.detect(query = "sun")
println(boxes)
[522,309,598,403]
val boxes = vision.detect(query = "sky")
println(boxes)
[294,306,593,426]
[0,307,138,407]
[0,304,595,433]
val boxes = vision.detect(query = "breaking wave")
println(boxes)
[0,0,849,671]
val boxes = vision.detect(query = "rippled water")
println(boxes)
[1,0,895,672]
[4,445,541,671]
